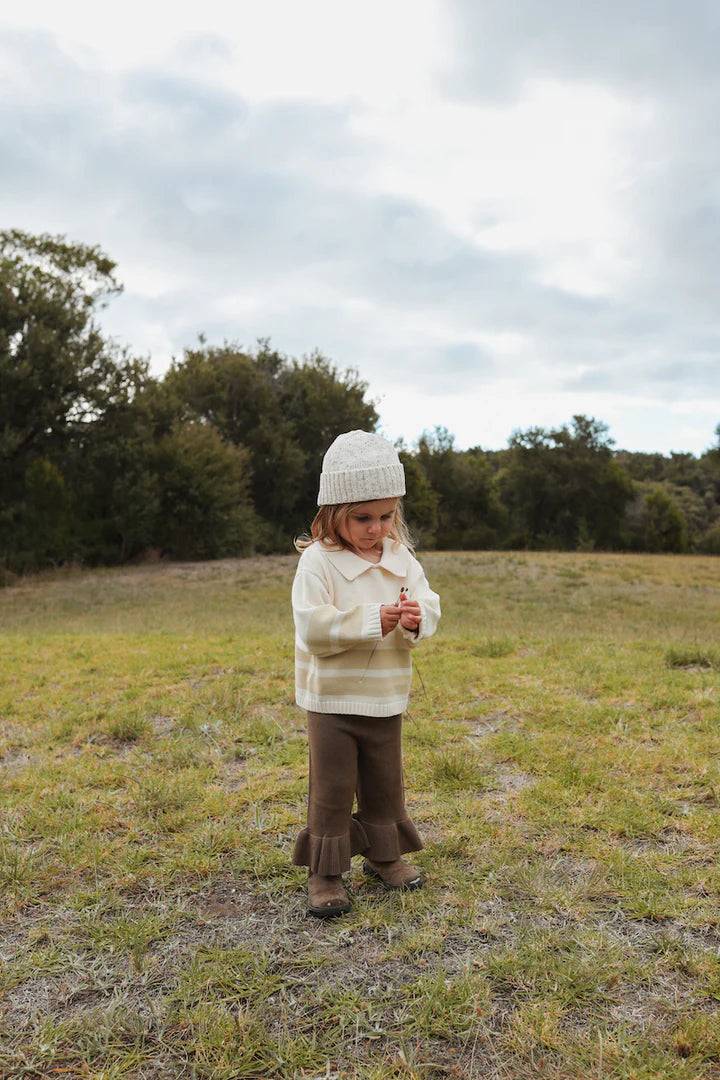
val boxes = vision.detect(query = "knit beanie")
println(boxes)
[317,430,406,505]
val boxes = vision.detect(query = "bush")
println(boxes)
[697,525,720,555]
[154,422,258,560]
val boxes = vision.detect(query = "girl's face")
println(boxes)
[339,498,398,556]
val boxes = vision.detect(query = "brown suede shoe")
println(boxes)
[363,858,424,891]
[307,872,351,918]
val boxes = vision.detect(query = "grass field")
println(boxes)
[1,550,720,1079]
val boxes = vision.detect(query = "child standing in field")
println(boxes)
[292,430,441,918]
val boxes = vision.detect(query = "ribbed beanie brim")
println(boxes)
[318,431,406,505]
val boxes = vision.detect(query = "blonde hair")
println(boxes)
[295,500,415,554]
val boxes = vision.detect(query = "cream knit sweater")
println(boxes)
[292,537,441,717]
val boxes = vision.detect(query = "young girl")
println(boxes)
[292,430,441,918]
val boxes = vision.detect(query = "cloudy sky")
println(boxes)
[2,0,720,455]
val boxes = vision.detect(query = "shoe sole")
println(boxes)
[307,901,351,919]
[363,862,424,891]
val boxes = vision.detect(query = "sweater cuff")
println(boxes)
[363,603,383,640]
[400,625,420,646]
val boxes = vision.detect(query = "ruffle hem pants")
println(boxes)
[292,710,423,876]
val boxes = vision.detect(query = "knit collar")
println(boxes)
[323,537,408,581]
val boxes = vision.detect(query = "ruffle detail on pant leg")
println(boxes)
[292,817,369,875]
[354,814,423,862]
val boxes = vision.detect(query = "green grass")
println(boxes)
[665,644,720,670]
[1,550,720,1078]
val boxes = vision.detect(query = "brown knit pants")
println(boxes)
[292,710,423,876]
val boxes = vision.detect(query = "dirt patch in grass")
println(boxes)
[148,713,180,737]
[194,878,280,921]
[220,758,250,788]
[619,828,696,855]
[1,974,115,1025]
[469,708,524,737]
[488,768,535,795]
[0,747,32,769]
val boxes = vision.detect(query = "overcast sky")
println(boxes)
[2,1,720,455]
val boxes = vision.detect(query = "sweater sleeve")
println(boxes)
[292,568,383,658]
[399,558,441,648]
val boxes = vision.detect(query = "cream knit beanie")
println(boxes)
[317,430,406,505]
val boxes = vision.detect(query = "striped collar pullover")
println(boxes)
[291,538,441,717]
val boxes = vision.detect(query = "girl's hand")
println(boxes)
[400,599,422,632]
[380,603,402,636]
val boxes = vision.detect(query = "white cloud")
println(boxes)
[2,2,720,456]
[3,0,448,104]
[353,78,650,300]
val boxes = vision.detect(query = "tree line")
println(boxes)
[2,229,719,579]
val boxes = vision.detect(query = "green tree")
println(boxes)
[163,342,379,543]
[163,342,304,530]
[68,373,165,563]
[397,447,438,548]
[500,416,633,549]
[12,457,72,570]
[415,427,501,549]
[0,230,144,567]
[625,484,688,553]
[277,351,379,530]
[0,230,125,465]
[153,421,257,560]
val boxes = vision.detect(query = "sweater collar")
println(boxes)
[323,537,407,581]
